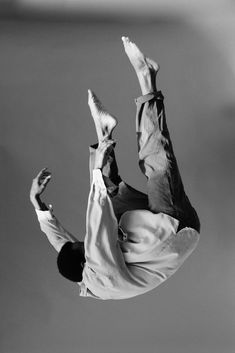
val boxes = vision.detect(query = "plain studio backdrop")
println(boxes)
[1,1,235,353]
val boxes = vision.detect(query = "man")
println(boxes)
[30,37,200,300]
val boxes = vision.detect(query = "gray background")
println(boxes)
[1,3,235,353]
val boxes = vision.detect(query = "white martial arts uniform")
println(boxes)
[36,169,200,300]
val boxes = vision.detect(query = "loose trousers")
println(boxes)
[89,91,200,232]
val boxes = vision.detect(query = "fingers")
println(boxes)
[34,168,52,184]
[99,139,116,147]
[41,174,51,187]
[98,139,116,153]
[36,167,48,179]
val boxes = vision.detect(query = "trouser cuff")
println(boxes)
[89,143,122,195]
[135,90,164,105]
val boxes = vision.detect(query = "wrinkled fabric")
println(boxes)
[80,169,199,300]
[35,169,199,300]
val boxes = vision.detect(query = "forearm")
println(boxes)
[36,209,79,252]
[30,194,48,211]
[31,194,79,251]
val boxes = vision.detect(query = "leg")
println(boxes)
[88,90,149,221]
[136,92,200,232]
[122,37,200,232]
[87,89,121,193]
[89,144,149,221]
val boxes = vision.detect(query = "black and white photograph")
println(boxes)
[1,1,235,352]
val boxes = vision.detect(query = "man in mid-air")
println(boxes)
[30,37,200,300]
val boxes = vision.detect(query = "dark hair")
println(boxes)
[57,242,85,282]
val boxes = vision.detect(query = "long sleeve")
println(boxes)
[81,170,200,300]
[35,207,79,252]
[84,169,124,271]
[82,169,157,300]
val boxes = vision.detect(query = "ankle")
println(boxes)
[138,74,156,95]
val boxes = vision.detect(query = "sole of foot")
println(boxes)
[88,89,117,139]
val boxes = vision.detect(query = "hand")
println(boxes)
[30,168,51,201]
[94,139,116,170]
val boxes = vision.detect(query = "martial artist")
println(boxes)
[30,37,200,300]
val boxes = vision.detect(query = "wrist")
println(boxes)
[30,199,40,210]
[30,193,39,202]
[30,194,48,211]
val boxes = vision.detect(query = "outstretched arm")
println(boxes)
[30,168,79,252]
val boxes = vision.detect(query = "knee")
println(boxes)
[181,207,201,233]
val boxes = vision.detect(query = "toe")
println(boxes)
[88,89,95,100]
[88,90,99,107]
[122,36,131,48]
[88,89,93,103]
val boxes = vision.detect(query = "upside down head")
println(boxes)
[57,241,85,282]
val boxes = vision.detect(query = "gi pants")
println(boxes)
[89,91,200,233]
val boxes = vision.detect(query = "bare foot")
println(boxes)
[88,89,117,141]
[122,36,159,94]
